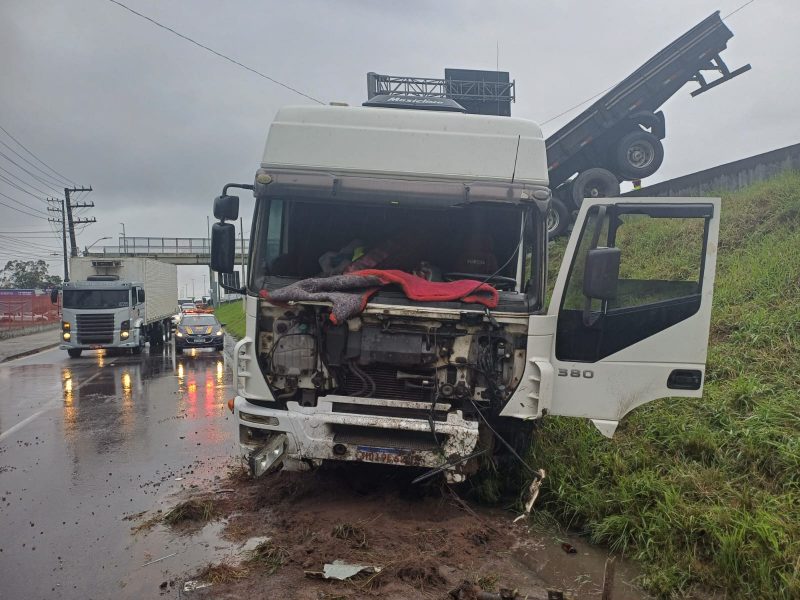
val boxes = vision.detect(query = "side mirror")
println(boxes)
[213,195,239,221]
[219,323,226,327]
[211,222,236,273]
[50,288,59,304]
[138,289,145,303]
[583,247,621,300]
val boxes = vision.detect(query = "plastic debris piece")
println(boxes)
[317,560,381,580]
[183,580,212,592]
[513,469,546,523]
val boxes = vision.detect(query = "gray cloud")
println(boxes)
[1,0,798,291]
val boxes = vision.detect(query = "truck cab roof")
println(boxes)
[261,105,548,187]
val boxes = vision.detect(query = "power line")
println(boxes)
[106,0,325,105]
[0,190,49,217]
[0,139,69,189]
[0,125,76,185]
[723,0,756,19]
[0,199,50,220]
[0,171,52,202]
[0,150,66,195]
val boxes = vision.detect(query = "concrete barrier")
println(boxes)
[626,142,800,197]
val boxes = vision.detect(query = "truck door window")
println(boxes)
[556,204,711,362]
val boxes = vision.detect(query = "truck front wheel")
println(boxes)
[571,168,620,209]
[546,197,570,238]
[614,130,664,179]
[67,349,82,358]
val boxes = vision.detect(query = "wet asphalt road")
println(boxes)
[0,343,237,599]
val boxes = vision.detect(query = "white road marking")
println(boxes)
[0,370,104,442]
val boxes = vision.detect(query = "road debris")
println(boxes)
[513,469,546,523]
[560,542,577,554]
[182,580,212,592]
[305,560,382,580]
[141,552,177,566]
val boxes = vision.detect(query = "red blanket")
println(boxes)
[262,269,498,324]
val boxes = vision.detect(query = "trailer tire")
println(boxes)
[546,197,570,238]
[614,131,664,179]
[67,349,82,358]
[572,168,620,208]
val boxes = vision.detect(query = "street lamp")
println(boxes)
[191,278,195,299]
[84,236,111,255]
[120,222,126,253]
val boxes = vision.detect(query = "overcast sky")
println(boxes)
[1,0,797,293]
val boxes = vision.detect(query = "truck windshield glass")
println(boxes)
[250,198,534,298]
[63,289,130,309]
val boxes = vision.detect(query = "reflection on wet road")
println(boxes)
[0,345,236,599]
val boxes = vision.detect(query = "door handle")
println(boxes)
[667,369,702,390]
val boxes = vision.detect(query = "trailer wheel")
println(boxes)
[546,197,570,238]
[615,131,664,179]
[571,168,620,208]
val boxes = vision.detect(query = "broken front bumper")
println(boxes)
[234,395,480,478]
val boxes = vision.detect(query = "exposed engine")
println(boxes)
[256,302,528,416]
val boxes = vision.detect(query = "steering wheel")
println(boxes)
[443,272,517,291]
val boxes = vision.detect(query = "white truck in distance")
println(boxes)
[210,102,720,481]
[60,257,178,358]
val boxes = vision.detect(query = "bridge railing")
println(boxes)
[89,237,249,256]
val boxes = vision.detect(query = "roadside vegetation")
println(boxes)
[530,171,800,598]
[216,300,246,339]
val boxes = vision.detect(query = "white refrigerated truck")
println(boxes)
[59,257,178,357]
[209,101,720,481]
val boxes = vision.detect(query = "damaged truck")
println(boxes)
[210,99,720,481]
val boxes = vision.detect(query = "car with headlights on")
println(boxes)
[174,313,224,353]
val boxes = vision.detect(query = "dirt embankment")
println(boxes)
[142,464,647,600]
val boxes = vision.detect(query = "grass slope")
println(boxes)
[531,171,800,598]
[215,300,246,340]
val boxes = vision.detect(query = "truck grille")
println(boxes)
[76,313,114,344]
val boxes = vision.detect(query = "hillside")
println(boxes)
[531,171,800,598]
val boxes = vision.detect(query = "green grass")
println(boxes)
[531,171,800,598]
[216,300,246,340]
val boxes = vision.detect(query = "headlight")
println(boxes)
[120,320,131,331]
[62,321,70,331]
[175,331,183,337]
[215,330,223,336]
[120,330,129,339]
[63,332,71,340]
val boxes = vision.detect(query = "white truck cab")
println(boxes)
[210,103,719,480]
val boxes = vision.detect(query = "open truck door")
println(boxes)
[545,197,720,436]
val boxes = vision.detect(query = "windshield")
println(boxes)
[250,198,537,300]
[63,289,130,309]
[180,315,218,326]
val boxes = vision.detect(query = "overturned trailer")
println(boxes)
[367,11,750,237]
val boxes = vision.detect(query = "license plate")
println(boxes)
[355,445,412,465]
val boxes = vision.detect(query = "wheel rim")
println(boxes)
[546,206,560,233]
[627,140,655,169]
[587,179,609,198]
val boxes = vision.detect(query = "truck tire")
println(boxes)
[132,345,143,355]
[546,197,570,238]
[614,130,664,179]
[571,168,620,208]
[67,348,82,358]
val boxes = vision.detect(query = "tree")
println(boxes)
[0,260,62,289]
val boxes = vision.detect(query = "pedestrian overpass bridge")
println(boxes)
[85,237,249,265]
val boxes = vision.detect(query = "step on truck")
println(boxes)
[210,100,720,481]
[58,257,178,358]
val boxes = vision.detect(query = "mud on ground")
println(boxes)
[139,463,649,600]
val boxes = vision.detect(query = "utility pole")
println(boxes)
[47,198,68,282]
[65,186,95,257]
